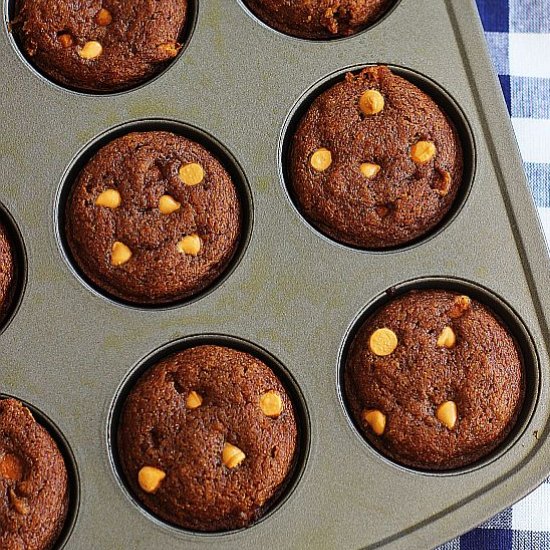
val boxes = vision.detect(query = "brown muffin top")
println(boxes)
[0,222,15,321]
[0,399,69,550]
[344,290,524,470]
[65,131,242,305]
[244,0,395,39]
[290,66,463,248]
[118,345,298,531]
[12,1,188,92]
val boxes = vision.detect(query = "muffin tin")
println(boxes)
[1,0,550,548]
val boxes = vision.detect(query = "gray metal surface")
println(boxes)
[1,0,549,549]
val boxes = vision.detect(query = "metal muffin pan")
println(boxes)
[1,0,549,548]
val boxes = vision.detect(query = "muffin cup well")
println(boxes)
[279,64,476,253]
[107,334,310,536]
[0,393,80,549]
[337,276,539,476]
[0,201,26,336]
[237,0,402,42]
[4,0,198,96]
[55,118,253,310]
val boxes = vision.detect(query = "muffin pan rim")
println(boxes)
[277,62,477,254]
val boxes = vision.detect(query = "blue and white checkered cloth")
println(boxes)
[439,1,550,548]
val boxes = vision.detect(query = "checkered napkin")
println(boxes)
[438,1,550,548]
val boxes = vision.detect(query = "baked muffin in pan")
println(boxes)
[12,1,189,92]
[291,66,463,248]
[345,290,524,470]
[118,345,298,531]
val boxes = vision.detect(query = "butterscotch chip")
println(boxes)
[138,466,166,493]
[222,443,246,469]
[185,391,203,409]
[449,295,471,318]
[111,241,132,266]
[436,401,457,430]
[437,326,456,348]
[345,289,523,470]
[158,194,181,215]
[177,234,201,256]
[179,162,204,186]
[0,453,24,481]
[96,188,121,209]
[9,488,29,515]
[78,41,103,60]
[310,148,332,172]
[363,409,386,435]
[359,89,385,115]
[435,170,452,196]
[96,8,113,26]
[260,391,283,418]
[58,33,74,48]
[369,328,398,356]
[159,43,180,57]
[360,162,381,179]
[411,140,437,164]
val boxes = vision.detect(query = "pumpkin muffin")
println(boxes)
[118,345,298,531]
[65,131,242,305]
[244,0,395,39]
[0,399,69,550]
[344,290,524,470]
[12,1,188,92]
